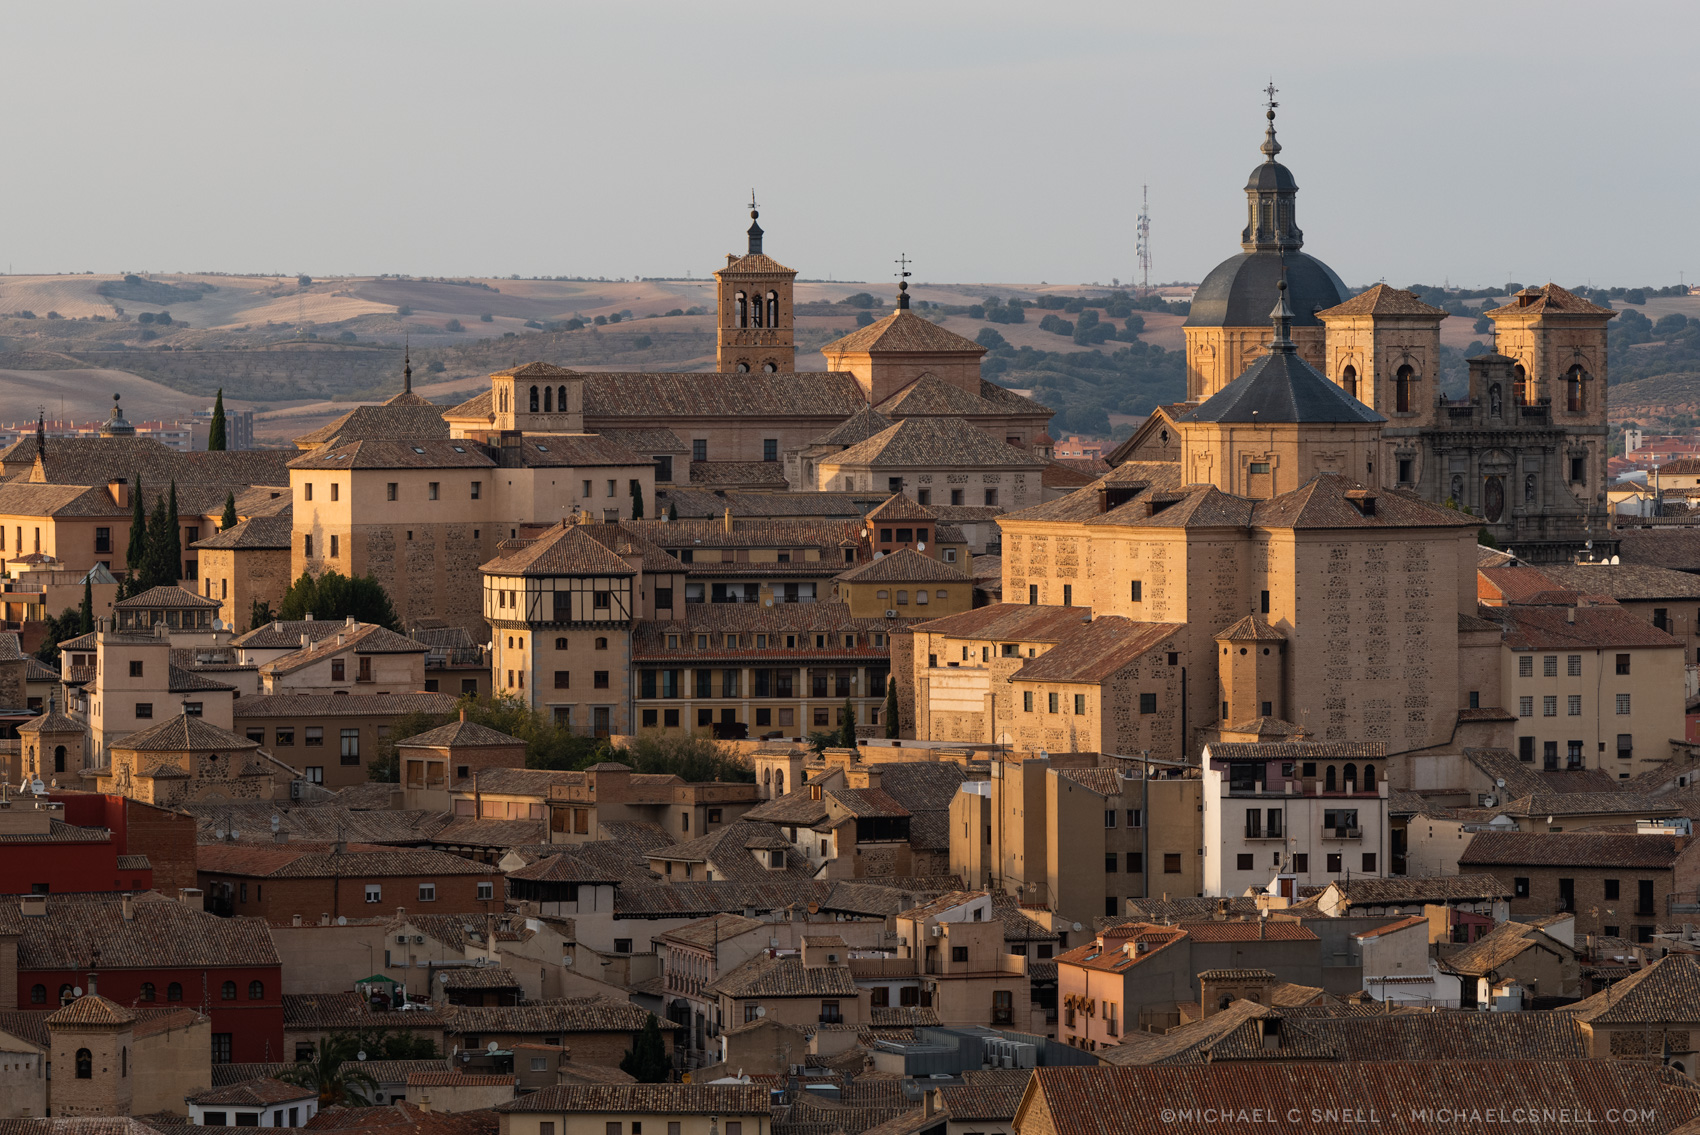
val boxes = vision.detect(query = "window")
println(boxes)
[1237,853,1254,870]
[692,439,707,462]
[1047,692,1058,713]
[1616,693,1631,715]
[1163,853,1181,874]
[1519,696,1533,717]
[1544,740,1558,769]
[129,659,144,677]
[135,702,152,719]
[607,479,617,498]
[1326,852,1343,873]
[1104,809,1117,829]
[1074,694,1086,715]
[1568,695,1581,716]
[1362,853,1377,872]
[332,658,346,682]
[951,945,969,963]
[249,980,264,1000]
[763,438,779,463]
[1543,696,1557,717]
[1618,734,1634,760]
[1397,458,1413,484]
[1519,655,1533,678]
[418,883,438,904]
[477,881,495,900]
[1260,590,1271,614]
[1139,692,1158,714]
[1603,878,1621,901]
[1558,878,1575,911]
[222,980,237,1000]
[1518,736,1534,762]
[275,727,295,746]
[304,483,313,501]
[340,729,360,763]
[76,1047,92,1078]
[594,670,609,689]
[984,488,998,506]
[1567,654,1581,677]
[306,727,324,746]
[1543,655,1558,677]
[364,884,382,903]
[387,482,398,501]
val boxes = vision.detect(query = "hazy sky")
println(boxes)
[3,1,1695,289]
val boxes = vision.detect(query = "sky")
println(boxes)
[2,1,1695,290]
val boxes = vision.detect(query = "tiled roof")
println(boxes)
[506,852,622,886]
[1247,477,1477,531]
[659,913,766,951]
[1056,768,1125,796]
[184,801,449,845]
[481,525,639,578]
[1326,873,1513,906]
[406,1072,514,1087]
[211,1062,290,1086]
[593,427,688,454]
[1484,283,1616,319]
[441,966,520,990]
[868,1006,939,1028]
[430,818,544,848]
[1566,952,1700,1024]
[43,994,137,1027]
[1441,921,1563,977]
[876,375,1008,418]
[705,954,860,998]
[830,417,1036,470]
[301,1099,497,1135]
[837,548,969,584]
[1176,921,1317,943]
[444,998,652,1035]
[1057,925,1187,972]
[7,892,279,969]
[201,842,502,878]
[1459,830,1684,869]
[116,585,221,610]
[716,252,796,277]
[504,434,650,469]
[1353,915,1427,940]
[395,719,522,751]
[192,512,295,551]
[689,461,790,488]
[910,602,1106,643]
[822,310,987,356]
[1215,615,1283,642]
[1206,741,1384,760]
[188,1078,316,1107]
[813,408,896,448]
[291,397,454,449]
[1012,618,1184,684]
[260,624,430,677]
[0,483,129,518]
[898,889,987,920]
[573,372,869,420]
[1478,601,1683,650]
[8,438,296,493]
[1536,562,1700,601]
[336,1060,448,1084]
[281,992,447,1030]
[1497,791,1676,818]
[234,693,461,720]
[650,820,819,884]
[290,439,492,470]
[231,619,373,650]
[1315,285,1447,319]
[0,820,110,845]
[109,713,260,754]
[497,1084,770,1115]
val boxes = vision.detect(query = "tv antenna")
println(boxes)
[1136,186,1151,294]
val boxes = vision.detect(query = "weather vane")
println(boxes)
[749,190,757,212]
[895,253,911,281]
[1264,81,1278,111]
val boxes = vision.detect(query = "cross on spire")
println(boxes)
[894,254,912,309]
[1263,81,1278,111]
[746,191,764,255]
[1260,79,1282,161]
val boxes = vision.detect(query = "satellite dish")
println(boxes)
[336,916,346,926]
[231,830,241,841]
[917,541,925,551]
[215,829,227,841]
[1495,778,1506,788]
[73,986,83,998]
[439,973,449,984]
[486,1041,499,1053]
[357,1051,367,1062]
[562,955,573,967]
[1071,922,1082,933]
[754,1006,766,1018]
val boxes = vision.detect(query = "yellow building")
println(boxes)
[835,549,973,619]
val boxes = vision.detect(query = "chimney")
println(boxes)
[923,1089,941,1117]
[319,913,331,926]
[86,972,97,998]
[300,633,311,648]
[121,894,135,921]
[19,895,46,917]
[1566,607,1575,624]
[272,620,281,633]
[724,508,734,534]
[178,887,203,906]
[346,615,356,629]
[460,708,467,723]
[274,829,289,844]
[292,914,302,927]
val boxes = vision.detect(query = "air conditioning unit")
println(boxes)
[897,935,907,947]
[930,924,942,938]
[414,935,426,944]
[885,610,898,619]
[396,935,409,945]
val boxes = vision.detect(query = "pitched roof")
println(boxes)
[199,842,503,878]
[821,310,987,356]
[440,966,521,990]
[1566,952,1700,1023]
[813,408,896,448]
[188,1078,317,1107]
[1012,618,1184,684]
[1484,283,1617,319]
[395,719,522,750]
[288,439,494,471]
[1249,477,1477,531]
[1215,615,1284,642]
[503,434,650,469]
[1535,561,1700,601]
[864,493,938,523]
[1179,345,1385,425]
[1441,920,1567,977]
[631,602,896,664]
[659,913,766,951]
[1325,873,1512,906]
[233,692,461,720]
[1478,602,1683,650]
[688,460,790,488]
[705,954,860,998]
[1176,921,1317,943]
[444,999,652,1035]
[875,374,1005,417]
[116,585,221,609]
[281,992,446,1030]
[1315,284,1447,319]
[836,548,969,584]
[291,398,454,449]
[110,714,260,754]
[1459,830,1685,869]
[192,512,294,551]
[1056,925,1187,973]
[43,994,137,1028]
[6,892,279,969]
[259,625,430,677]
[829,418,1036,470]
[539,372,870,421]
[497,1084,770,1115]
[909,602,1105,643]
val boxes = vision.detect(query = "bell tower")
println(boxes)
[714,195,796,374]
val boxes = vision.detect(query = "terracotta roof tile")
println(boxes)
[8,892,279,969]
[836,548,968,584]
[188,1078,316,1107]
[234,693,460,720]
[822,310,987,356]
[112,714,259,753]
[289,439,492,471]
[830,417,1037,470]
[1484,283,1617,319]
[444,998,652,1035]
[1460,830,1685,869]
[1315,284,1447,319]
[705,954,860,998]
[200,842,502,879]
[498,1084,769,1115]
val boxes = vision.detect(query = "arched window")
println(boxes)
[763,767,772,786]
[121,1047,127,1077]
[529,386,539,413]
[249,980,265,1000]
[1324,765,1337,793]
[139,982,155,1002]
[1394,365,1415,413]
[555,637,568,649]
[543,385,553,413]
[221,981,237,1000]
[735,292,748,328]
[1525,473,1537,504]
[167,982,182,1002]
[54,745,65,772]
[558,385,567,411]
[59,984,73,1004]
[1363,765,1376,791]
[762,362,776,373]
[1513,364,1528,406]
[775,769,785,794]
[1343,763,1357,789]
[1341,364,1357,400]
[750,291,763,328]
[1567,366,1586,413]
[766,291,778,327]
[29,984,44,1004]
[75,1048,91,1079]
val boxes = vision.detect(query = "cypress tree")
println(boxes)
[619,1014,670,1083]
[629,479,644,519]
[221,492,238,531]
[78,577,94,635]
[208,388,227,451]
[125,473,147,587]
[166,481,182,586]
[144,494,175,589]
[883,678,899,739]
[838,696,857,748]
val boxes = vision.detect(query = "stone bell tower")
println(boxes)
[714,197,796,374]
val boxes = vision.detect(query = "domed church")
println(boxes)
[1112,99,1616,562]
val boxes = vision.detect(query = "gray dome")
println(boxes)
[1185,250,1348,330]
[1245,161,1297,193]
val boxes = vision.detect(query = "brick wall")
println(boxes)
[203,872,504,923]
[1484,863,1671,940]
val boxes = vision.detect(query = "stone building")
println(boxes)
[191,511,293,632]
[96,714,283,808]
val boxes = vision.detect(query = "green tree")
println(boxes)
[1472,315,1492,335]
[372,694,606,780]
[274,1032,378,1107]
[629,479,644,519]
[884,679,899,739]
[619,731,754,781]
[35,608,80,666]
[666,501,679,521]
[619,1014,671,1083]
[142,495,172,589]
[208,388,227,450]
[343,1027,438,1060]
[838,696,856,748]
[221,492,238,531]
[78,578,94,635]
[125,473,147,586]
[249,598,274,631]
[277,570,400,630]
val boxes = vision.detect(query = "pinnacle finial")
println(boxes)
[895,253,912,310]
[1268,266,1295,351]
[746,192,764,255]
[403,336,412,394]
[1261,81,1281,161]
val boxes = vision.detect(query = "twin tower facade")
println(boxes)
[1135,106,1615,562]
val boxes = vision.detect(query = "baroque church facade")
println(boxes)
[1112,106,1615,562]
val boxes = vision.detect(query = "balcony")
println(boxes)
[1243,828,1285,841]
[1321,827,1362,841]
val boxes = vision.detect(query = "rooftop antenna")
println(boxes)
[1136,186,1151,295]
